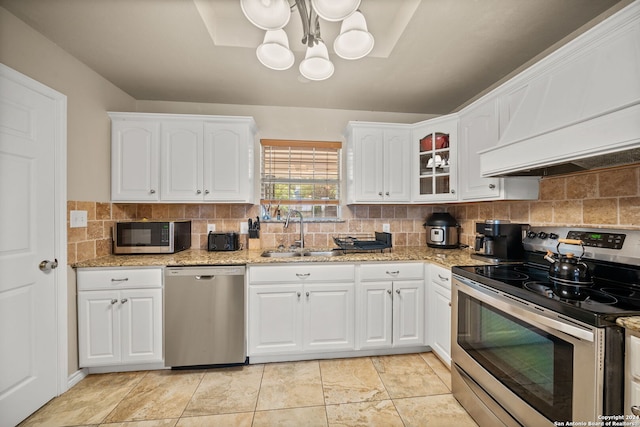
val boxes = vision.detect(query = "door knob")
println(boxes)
[39,259,59,272]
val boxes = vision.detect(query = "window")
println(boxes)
[261,139,341,220]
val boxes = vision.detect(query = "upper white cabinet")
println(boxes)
[458,98,539,201]
[480,2,640,176]
[111,119,160,201]
[412,115,458,202]
[345,122,412,203]
[110,112,256,203]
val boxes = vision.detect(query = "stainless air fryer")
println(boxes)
[424,212,460,249]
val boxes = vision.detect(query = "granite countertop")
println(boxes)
[617,316,640,333]
[72,246,488,270]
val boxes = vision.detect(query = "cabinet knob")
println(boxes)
[385,191,390,196]
[297,291,301,298]
[387,289,392,295]
[149,189,156,194]
[306,291,310,297]
[450,189,455,194]
[378,192,383,196]
[110,299,118,305]
[196,190,202,194]
[204,189,210,195]
[396,289,401,295]
[120,298,128,304]
[488,184,496,189]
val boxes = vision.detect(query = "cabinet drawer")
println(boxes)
[430,264,451,289]
[77,267,163,291]
[359,263,423,281]
[249,264,355,284]
[631,335,640,380]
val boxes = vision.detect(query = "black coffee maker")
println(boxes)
[473,220,528,262]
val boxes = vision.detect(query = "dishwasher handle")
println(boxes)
[195,275,215,280]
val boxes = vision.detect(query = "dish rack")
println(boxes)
[333,232,392,252]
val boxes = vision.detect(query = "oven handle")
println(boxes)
[454,276,594,343]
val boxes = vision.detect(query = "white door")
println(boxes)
[161,121,203,201]
[358,282,392,349]
[353,127,384,202]
[120,288,163,364]
[0,64,66,427]
[383,128,411,202]
[304,283,355,351]
[392,280,425,347]
[77,291,120,367]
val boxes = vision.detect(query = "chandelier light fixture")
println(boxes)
[240,0,374,81]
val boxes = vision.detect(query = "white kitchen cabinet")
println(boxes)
[345,122,412,203]
[412,115,458,202]
[77,267,163,368]
[247,264,355,358]
[428,264,452,366]
[458,97,539,201]
[357,263,424,349]
[110,118,160,201]
[625,330,640,416]
[110,112,255,203]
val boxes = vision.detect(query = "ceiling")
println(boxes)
[0,0,630,114]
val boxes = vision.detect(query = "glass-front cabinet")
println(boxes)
[412,114,458,202]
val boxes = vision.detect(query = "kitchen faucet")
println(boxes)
[284,209,304,249]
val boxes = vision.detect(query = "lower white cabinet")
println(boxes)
[357,263,425,349]
[77,267,163,368]
[626,330,640,416]
[248,264,355,357]
[428,264,452,366]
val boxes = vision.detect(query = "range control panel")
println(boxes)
[566,230,626,249]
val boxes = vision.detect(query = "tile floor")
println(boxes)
[20,352,478,427]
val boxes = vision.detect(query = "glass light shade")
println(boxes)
[311,0,360,22]
[240,0,291,30]
[257,30,295,70]
[299,41,334,81]
[333,11,374,60]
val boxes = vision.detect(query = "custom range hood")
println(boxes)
[479,1,640,178]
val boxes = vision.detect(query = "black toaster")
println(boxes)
[207,232,240,251]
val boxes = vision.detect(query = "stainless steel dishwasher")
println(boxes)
[164,265,246,367]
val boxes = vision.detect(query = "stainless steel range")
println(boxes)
[451,227,640,427]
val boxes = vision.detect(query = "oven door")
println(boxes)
[451,274,605,426]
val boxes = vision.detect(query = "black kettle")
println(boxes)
[544,239,593,298]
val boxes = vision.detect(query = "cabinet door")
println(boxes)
[120,288,163,364]
[111,119,160,201]
[413,116,458,202]
[392,280,425,347]
[429,281,451,366]
[304,283,355,351]
[352,127,385,202]
[78,291,120,367]
[248,285,303,355]
[458,99,502,200]
[203,122,252,202]
[160,121,204,201]
[384,128,411,202]
[358,282,392,349]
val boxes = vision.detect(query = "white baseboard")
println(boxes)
[66,368,88,391]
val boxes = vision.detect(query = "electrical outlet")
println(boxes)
[70,210,88,228]
[207,224,216,233]
[382,223,391,233]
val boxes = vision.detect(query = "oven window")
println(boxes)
[457,293,573,422]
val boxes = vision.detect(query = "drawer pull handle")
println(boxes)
[111,278,129,283]
[386,271,400,276]
[296,273,311,278]
[438,274,449,281]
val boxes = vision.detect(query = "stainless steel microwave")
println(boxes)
[113,221,191,254]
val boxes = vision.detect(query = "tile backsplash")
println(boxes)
[68,164,639,263]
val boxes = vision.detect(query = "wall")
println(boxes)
[0,6,136,376]
[68,164,640,263]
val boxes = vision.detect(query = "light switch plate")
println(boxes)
[240,222,249,234]
[70,210,88,228]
